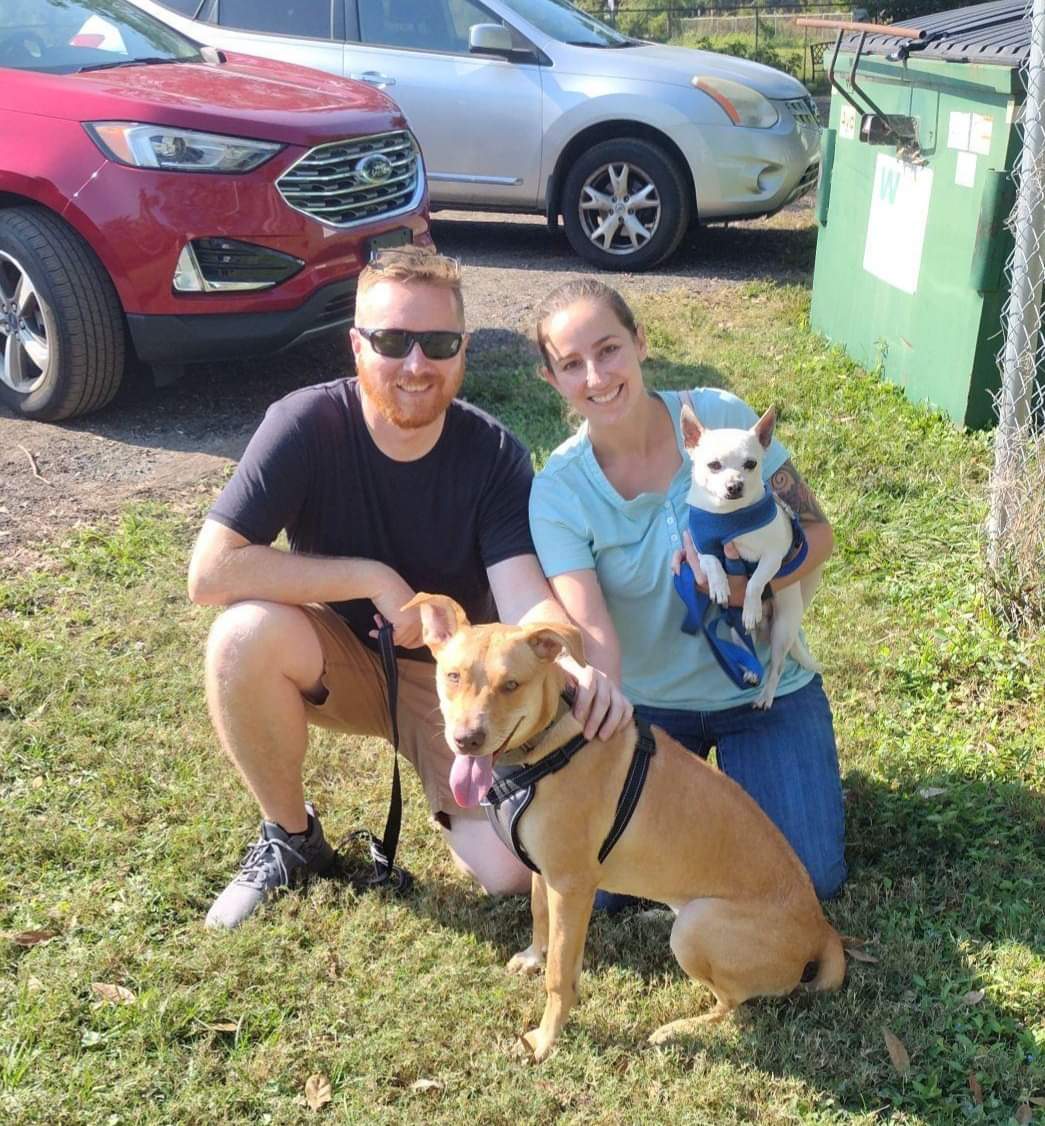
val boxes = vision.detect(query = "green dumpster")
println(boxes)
[807,2,1030,428]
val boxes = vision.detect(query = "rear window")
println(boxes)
[2,0,200,75]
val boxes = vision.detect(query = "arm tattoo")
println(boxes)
[769,460,828,524]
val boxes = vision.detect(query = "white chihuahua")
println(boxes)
[679,403,821,709]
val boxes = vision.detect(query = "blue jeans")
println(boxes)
[597,676,847,909]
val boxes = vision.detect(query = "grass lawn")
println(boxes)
[2,267,1043,1123]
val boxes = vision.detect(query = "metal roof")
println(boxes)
[843,1,1030,65]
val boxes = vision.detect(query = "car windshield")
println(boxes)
[1,0,201,75]
[497,0,632,47]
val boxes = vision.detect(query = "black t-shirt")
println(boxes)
[208,378,535,660]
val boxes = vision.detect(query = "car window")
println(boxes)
[1,0,200,75]
[149,0,207,14]
[357,0,505,54]
[498,0,630,47]
[217,0,332,40]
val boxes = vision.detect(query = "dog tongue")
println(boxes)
[449,754,494,809]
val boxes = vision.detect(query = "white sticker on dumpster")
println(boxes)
[947,111,971,150]
[840,104,857,140]
[955,150,977,188]
[862,155,933,295]
[970,114,993,155]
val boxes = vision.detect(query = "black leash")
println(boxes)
[342,621,413,894]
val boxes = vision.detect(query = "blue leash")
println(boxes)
[674,558,763,690]
[674,503,809,690]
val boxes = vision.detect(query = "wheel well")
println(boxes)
[547,121,697,223]
[0,191,43,211]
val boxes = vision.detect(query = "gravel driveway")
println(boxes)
[0,201,815,573]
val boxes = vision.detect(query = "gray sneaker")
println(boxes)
[205,802,336,929]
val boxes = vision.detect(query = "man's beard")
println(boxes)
[357,363,463,430]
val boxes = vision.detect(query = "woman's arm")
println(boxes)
[488,555,632,740]
[767,459,834,590]
[546,568,625,688]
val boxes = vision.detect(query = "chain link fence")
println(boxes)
[987,0,1045,630]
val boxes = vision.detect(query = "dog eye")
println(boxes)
[501,679,519,693]
[743,459,757,470]
[707,460,722,472]
[445,671,460,684]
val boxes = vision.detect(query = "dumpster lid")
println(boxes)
[842,1,1030,66]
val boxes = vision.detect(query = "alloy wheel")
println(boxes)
[0,249,53,395]
[577,161,662,256]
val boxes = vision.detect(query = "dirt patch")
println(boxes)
[0,201,816,574]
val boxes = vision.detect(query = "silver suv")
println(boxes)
[132,0,820,271]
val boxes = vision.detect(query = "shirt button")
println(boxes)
[671,534,679,543]
[667,516,675,525]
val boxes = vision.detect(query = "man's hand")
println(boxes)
[369,574,425,648]
[558,655,633,741]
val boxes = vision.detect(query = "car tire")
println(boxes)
[561,138,691,271]
[0,206,125,421]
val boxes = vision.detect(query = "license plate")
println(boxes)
[368,228,412,259]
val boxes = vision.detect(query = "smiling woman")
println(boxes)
[529,277,848,908]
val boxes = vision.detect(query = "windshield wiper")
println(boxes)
[77,56,191,74]
[563,40,634,48]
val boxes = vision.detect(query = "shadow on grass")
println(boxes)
[323,765,1043,1114]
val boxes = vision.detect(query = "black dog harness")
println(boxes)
[482,710,658,873]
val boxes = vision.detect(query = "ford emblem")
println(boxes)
[358,154,393,185]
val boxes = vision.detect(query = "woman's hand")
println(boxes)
[672,530,748,609]
[558,655,633,741]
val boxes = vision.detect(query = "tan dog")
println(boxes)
[404,593,846,1062]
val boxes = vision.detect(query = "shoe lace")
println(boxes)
[234,835,308,891]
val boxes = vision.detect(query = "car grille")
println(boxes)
[276,130,422,228]
[786,98,820,128]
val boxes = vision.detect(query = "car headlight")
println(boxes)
[84,122,283,173]
[693,77,779,129]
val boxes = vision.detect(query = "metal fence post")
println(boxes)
[987,0,1045,621]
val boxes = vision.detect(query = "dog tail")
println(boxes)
[789,634,822,673]
[805,926,846,993]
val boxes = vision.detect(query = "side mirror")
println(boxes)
[469,23,514,55]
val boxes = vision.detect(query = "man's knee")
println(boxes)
[206,601,322,687]
[442,818,531,896]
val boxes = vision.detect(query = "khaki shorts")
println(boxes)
[299,602,480,825]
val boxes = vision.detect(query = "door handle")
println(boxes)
[350,71,396,87]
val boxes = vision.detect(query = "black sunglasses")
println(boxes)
[357,327,464,360]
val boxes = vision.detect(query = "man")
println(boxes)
[188,247,631,929]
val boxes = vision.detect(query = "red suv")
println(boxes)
[0,0,431,420]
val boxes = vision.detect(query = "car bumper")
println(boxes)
[63,151,431,318]
[672,117,821,221]
[126,276,357,365]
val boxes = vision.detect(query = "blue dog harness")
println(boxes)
[675,494,808,690]
[482,710,658,874]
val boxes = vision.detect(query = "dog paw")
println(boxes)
[742,597,763,632]
[507,948,545,976]
[707,576,730,606]
[513,1028,554,1063]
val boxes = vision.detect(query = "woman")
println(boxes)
[529,279,846,904]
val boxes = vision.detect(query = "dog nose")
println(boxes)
[453,726,486,752]
[725,481,744,499]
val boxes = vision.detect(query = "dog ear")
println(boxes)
[524,623,586,665]
[401,593,469,652]
[679,402,705,449]
[753,406,776,450]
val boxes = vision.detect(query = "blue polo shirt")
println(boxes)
[529,387,816,710]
